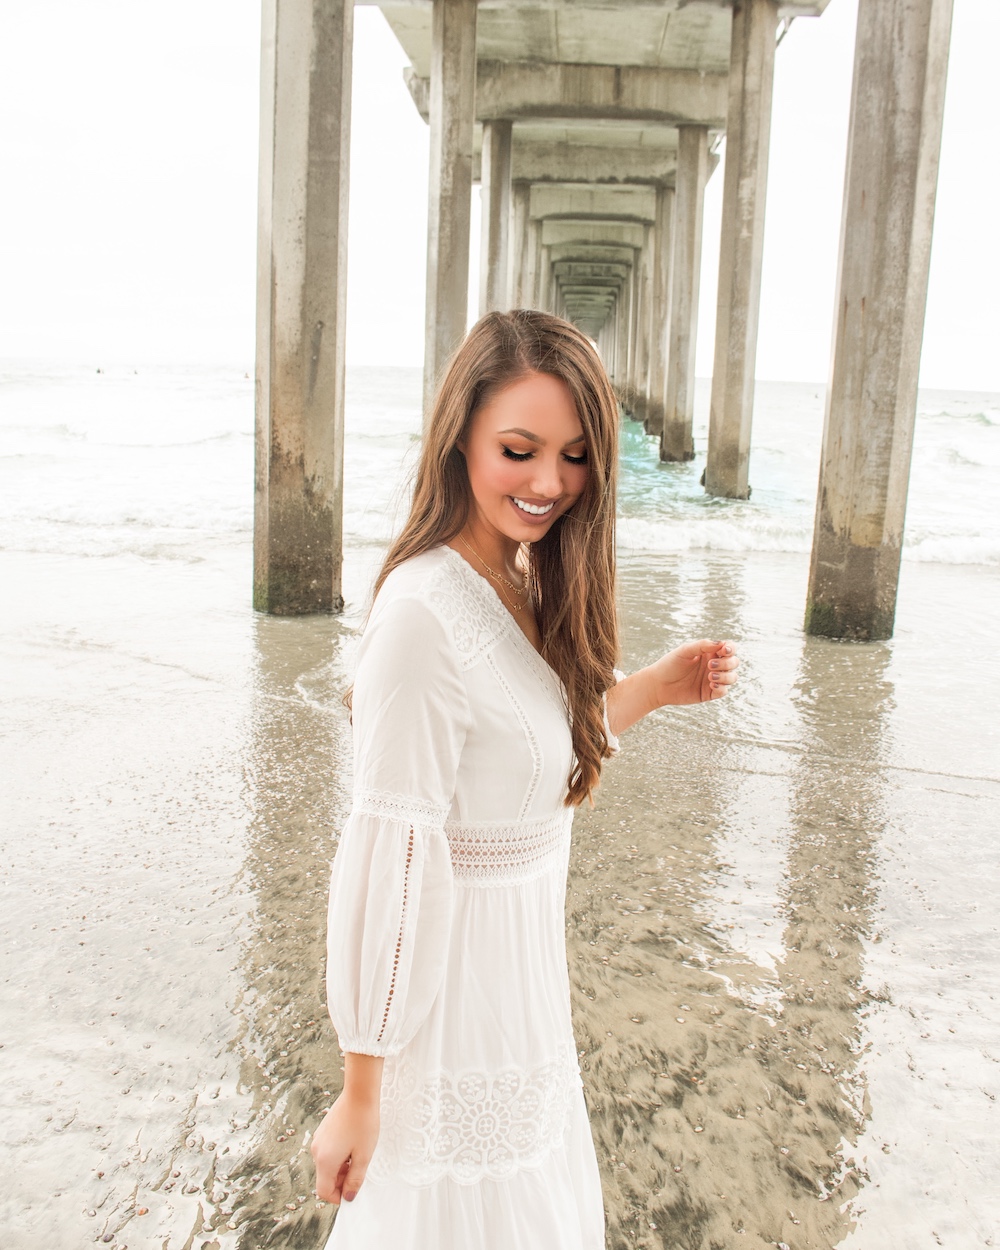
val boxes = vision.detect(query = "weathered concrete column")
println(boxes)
[254,0,352,615]
[632,226,654,422]
[662,125,709,462]
[525,217,542,308]
[645,185,675,436]
[423,0,477,423]
[614,293,628,386]
[510,180,530,306]
[479,119,513,315]
[806,0,954,640]
[626,247,642,412]
[538,244,552,312]
[705,0,778,498]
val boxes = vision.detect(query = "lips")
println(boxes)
[512,497,555,516]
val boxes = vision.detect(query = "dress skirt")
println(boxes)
[325,811,605,1250]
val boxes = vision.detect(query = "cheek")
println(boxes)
[565,464,589,501]
[467,450,524,497]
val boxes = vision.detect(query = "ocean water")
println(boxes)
[2,362,998,572]
[2,362,999,1250]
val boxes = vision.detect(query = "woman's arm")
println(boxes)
[606,639,738,738]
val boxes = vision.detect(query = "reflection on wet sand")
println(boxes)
[223,614,354,1248]
[569,556,891,1249]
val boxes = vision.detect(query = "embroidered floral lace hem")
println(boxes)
[367,1043,583,1187]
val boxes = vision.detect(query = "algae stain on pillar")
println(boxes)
[254,0,352,615]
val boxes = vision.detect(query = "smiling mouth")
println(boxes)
[511,497,556,516]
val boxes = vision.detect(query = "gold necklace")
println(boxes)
[459,535,529,613]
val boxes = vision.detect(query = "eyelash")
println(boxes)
[501,446,587,466]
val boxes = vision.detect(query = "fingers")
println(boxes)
[313,1152,346,1205]
[707,641,739,697]
[340,1149,373,1204]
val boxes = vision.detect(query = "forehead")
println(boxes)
[474,372,583,437]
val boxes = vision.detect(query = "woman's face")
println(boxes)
[459,371,589,544]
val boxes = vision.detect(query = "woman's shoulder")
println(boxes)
[369,544,508,670]
[375,545,452,600]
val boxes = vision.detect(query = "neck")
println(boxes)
[461,518,523,581]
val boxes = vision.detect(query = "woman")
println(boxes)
[311,310,738,1248]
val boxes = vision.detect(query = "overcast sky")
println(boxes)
[0,0,996,390]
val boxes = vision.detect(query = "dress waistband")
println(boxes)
[444,809,573,888]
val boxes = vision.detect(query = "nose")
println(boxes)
[527,453,565,500]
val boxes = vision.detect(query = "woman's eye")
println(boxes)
[563,452,587,465]
[501,446,533,462]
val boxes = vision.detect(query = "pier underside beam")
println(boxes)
[254,0,352,615]
[405,62,728,128]
[806,0,954,641]
[479,119,513,314]
[662,125,709,463]
[423,0,477,422]
[705,0,778,499]
[510,143,678,186]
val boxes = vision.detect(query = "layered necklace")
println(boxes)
[459,535,530,613]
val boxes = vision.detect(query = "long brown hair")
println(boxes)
[375,309,620,806]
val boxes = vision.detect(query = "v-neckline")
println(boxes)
[439,544,564,692]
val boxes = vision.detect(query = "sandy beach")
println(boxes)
[2,362,999,1248]
[2,533,999,1249]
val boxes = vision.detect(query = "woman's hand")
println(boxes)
[606,640,739,737]
[650,638,739,707]
[311,1054,383,1205]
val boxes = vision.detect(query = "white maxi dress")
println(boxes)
[324,544,610,1249]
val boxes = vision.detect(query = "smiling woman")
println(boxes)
[310,310,738,1250]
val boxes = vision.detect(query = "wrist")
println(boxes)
[342,1052,384,1107]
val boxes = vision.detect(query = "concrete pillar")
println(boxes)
[645,185,675,436]
[539,244,552,312]
[423,0,477,424]
[524,217,542,309]
[626,247,642,413]
[806,0,954,640]
[253,0,352,615]
[510,181,530,306]
[632,226,654,421]
[704,0,778,498]
[662,125,709,462]
[479,119,513,315]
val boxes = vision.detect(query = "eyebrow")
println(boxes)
[498,427,586,448]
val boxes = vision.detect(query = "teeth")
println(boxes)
[512,497,555,516]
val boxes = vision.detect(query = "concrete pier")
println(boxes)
[806,0,954,640]
[662,125,710,462]
[422,0,477,423]
[254,0,854,617]
[253,0,352,615]
[705,0,779,499]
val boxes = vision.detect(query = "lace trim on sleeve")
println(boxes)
[353,788,450,827]
[377,826,415,1044]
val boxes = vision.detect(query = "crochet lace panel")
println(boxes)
[353,789,450,828]
[427,550,512,671]
[446,810,572,888]
[368,1043,583,1186]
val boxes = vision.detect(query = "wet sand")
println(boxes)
[2,542,998,1249]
